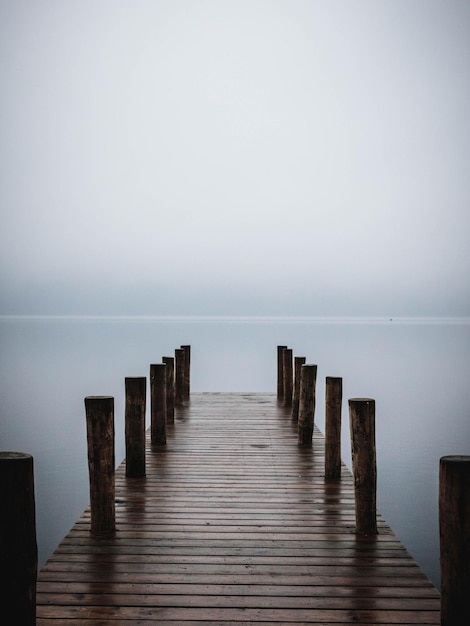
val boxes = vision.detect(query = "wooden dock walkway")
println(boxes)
[36,393,441,624]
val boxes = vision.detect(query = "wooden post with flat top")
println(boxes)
[298,364,317,444]
[282,348,293,407]
[150,364,167,445]
[174,349,185,407]
[85,396,116,535]
[325,376,342,479]
[125,377,146,477]
[0,451,37,625]
[277,345,287,400]
[439,455,470,625]
[348,398,377,535]
[162,356,175,424]
[181,345,191,401]
[292,356,306,421]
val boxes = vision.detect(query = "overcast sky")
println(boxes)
[1,0,469,316]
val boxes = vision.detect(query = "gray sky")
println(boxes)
[1,0,469,316]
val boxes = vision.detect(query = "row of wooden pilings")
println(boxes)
[0,344,191,626]
[277,344,470,626]
[87,344,191,535]
[277,345,376,532]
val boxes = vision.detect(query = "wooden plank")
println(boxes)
[36,393,440,624]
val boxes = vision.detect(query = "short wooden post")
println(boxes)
[181,344,191,401]
[282,348,293,407]
[298,364,317,444]
[439,455,470,625]
[0,452,37,624]
[85,396,115,535]
[348,398,377,535]
[292,356,306,421]
[125,377,146,477]
[277,345,287,399]
[325,377,343,479]
[150,364,167,445]
[162,356,175,424]
[174,348,185,407]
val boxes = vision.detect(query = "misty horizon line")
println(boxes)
[1,314,469,325]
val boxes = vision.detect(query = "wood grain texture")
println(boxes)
[84,396,115,535]
[37,393,440,624]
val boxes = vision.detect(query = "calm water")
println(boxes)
[1,316,469,589]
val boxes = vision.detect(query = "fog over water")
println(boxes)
[1,1,470,317]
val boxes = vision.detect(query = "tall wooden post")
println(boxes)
[162,356,175,424]
[0,452,37,624]
[325,377,343,479]
[125,377,146,477]
[298,364,317,444]
[439,455,470,625]
[174,348,185,407]
[181,344,191,401]
[150,364,167,445]
[348,398,377,535]
[292,356,306,421]
[277,345,287,400]
[282,348,293,407]
[85,396,115,535]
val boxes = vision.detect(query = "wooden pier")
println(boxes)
[36,393,441,624]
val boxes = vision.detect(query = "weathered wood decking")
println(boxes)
[37,393,441,624]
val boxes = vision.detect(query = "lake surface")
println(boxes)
[1,315,469,589]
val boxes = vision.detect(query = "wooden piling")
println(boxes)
[162,356,175,424]
[298,364,317,444]
[277,345,287,400]
[125,377,146,477]
[348,398,377,535]
[439,455,470,625]
[181,344,191,401]
[0,451,37,625]
[282,348,293,407]
[292,356,306,421]
[84,396,115,535]
[174,348,185,407]
[150,364,167,445]
[325,376,343,479]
